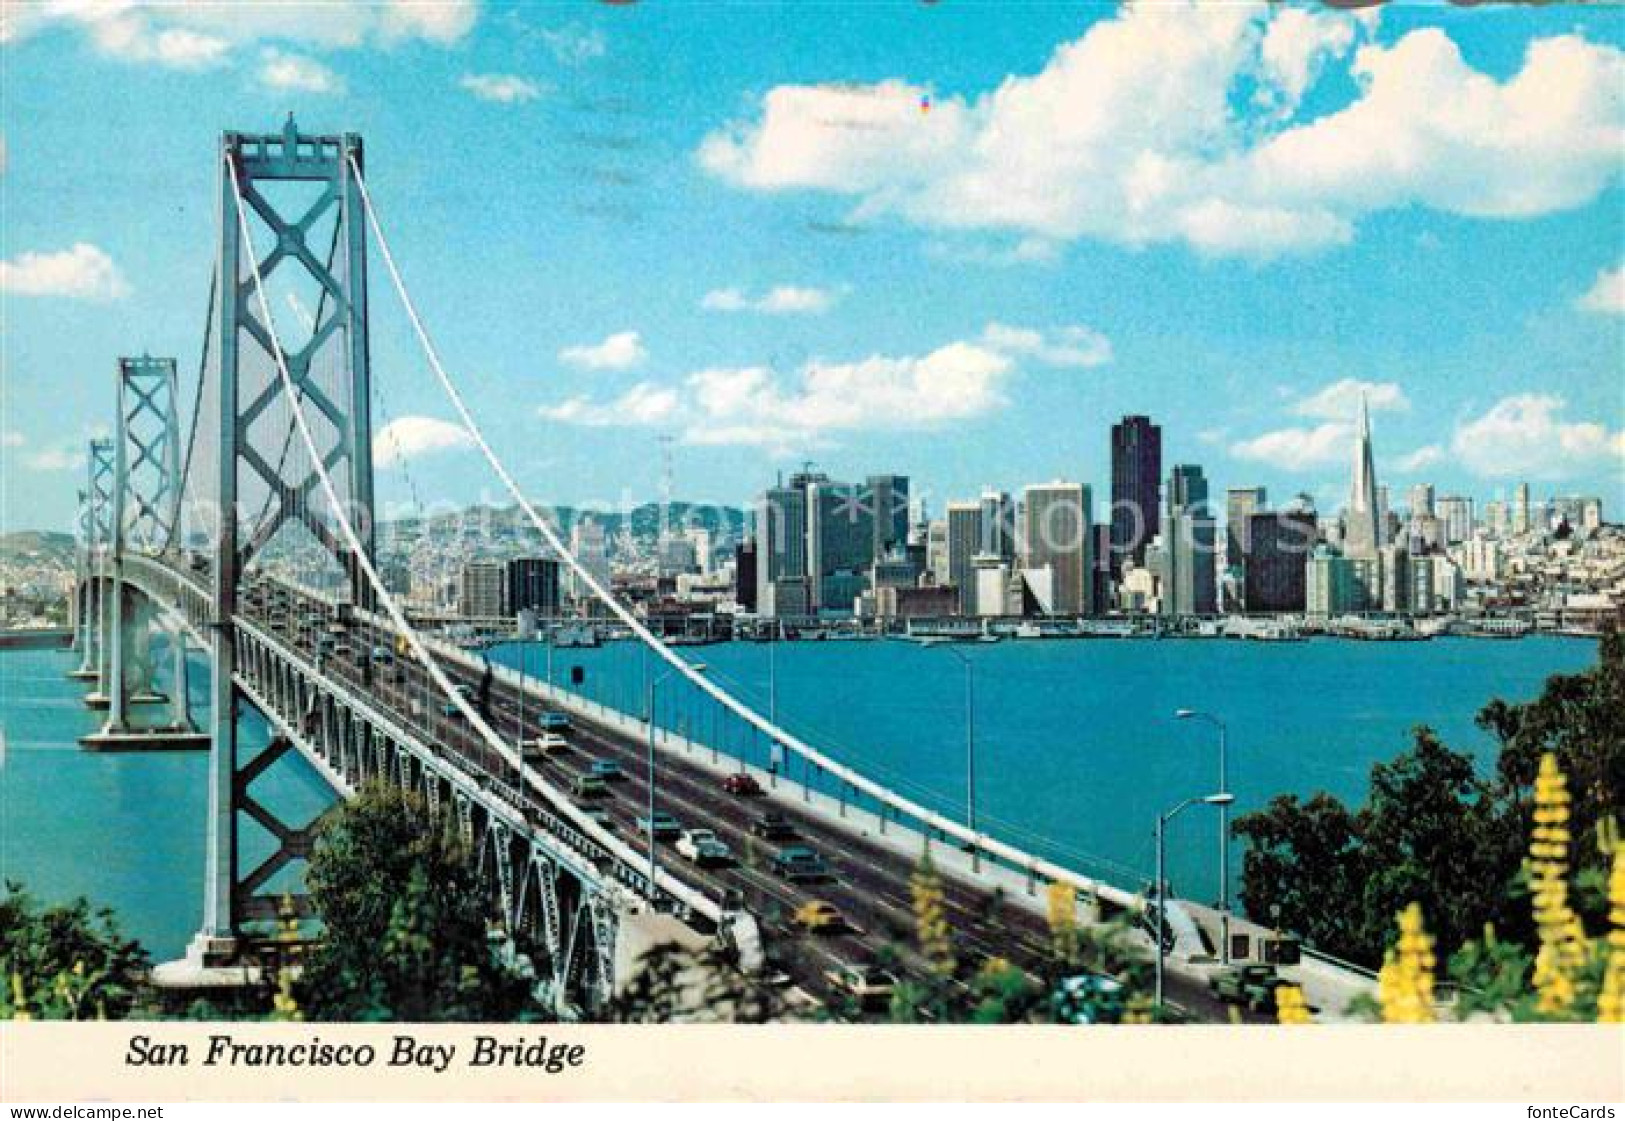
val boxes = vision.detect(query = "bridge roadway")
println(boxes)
[249,582,1255,1023]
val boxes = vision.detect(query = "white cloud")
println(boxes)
[981,322,1113,369]
[539,383,680,428]
[1230,422,1353,471]
[558,330,646,370]
[1394,445,1446,473]
[2,1,475,68]
[1450,395,1625,481]
[701,285,838,315]
[23,445,82,473]
[373,416,474,469]
[0,243,130,300]
[1578,265,1624,315]
[538,335,1019,451]
[459,73,542,104]
[259,49,341,94]
[539,25,605,66]
[699,5,1623,258]
[1292,378,1409,420]
[1,431,25,449]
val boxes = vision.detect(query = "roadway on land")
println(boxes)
[250,584,1260,1023]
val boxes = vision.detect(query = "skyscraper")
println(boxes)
[807,477,877,613]
[1513,483,1531,534]
[1435,495,1474,545]
[506,557,561,618]
[866,474,910,559]
[1019,481,1091,616]
[946,501,982,615]
[567,516,611,603]
[1158,464,1216,616]
[756,472,817,617]
[458,559,505,618]
[1408,484,1435,520]
[1225,486,1266,570]
[1110,415,1161,575]
[978,488,1015,560]
[1244,510,1317,612]
[1343,396,1381,559]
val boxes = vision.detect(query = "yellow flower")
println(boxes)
[1529,753,1588,1017]
[1378,902,1436,1023]
[910,855,955,980]
[1599,836,1625,1024]
[1275,984,1314,1025]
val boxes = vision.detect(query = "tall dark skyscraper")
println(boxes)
[1110,415,1161,574]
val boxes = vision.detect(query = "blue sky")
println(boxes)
[3,1,1622,534]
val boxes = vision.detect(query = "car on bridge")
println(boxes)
[675,828,732,866]
[588,760,626,781]
[772,845,832,884]
[1208,964,1278,1007]
[823,963,896,1009]
[749,811,797,841]
[521,733,570,762]
[576,803,613,830]
[571,775,611,800]
[722,772,763,797]
[793,900,848,935]
[538,711,572,732]
[637,811,682,840]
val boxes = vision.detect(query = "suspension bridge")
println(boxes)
[60,119,1321,1019]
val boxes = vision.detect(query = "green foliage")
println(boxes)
[1235,627,1625,968]
[297,783,544,1022]
[0,881,150,1020]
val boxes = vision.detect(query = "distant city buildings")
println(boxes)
[1020,481,1090,616]
[1110,415,1161,576]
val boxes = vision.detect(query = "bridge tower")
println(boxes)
[82,356,206,751]
[67,439,114,682]
[186,118,376,969]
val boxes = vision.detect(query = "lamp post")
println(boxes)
[1154,791,1234,1010]
[1176,708,1232,963]
[920,639,978,871]
[646,660,706,905]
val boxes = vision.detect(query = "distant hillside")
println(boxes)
[382,501,747,547]
[0,530,76,567]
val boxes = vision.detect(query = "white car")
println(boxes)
[521,732,570,762]
[675,828,732,865]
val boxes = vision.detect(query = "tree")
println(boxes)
[0,881,150,1020]
[297,783,543,1021]
[1234,792,1369,961]
[1235,628,1625,967]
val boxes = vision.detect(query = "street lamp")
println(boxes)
[919,639,978,872]
[1176,708,1232,964]
[1154,791,1234,1010]
[646,659,706,905]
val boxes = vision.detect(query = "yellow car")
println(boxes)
[793,900,847,935]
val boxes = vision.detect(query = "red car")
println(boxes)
[722,772,763,797]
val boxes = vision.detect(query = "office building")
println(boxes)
[756,474,815,617]
[1226,486,1266,570]
[1110,415,1161,574]
[1243,509,1317,612]
[867,474,911,559]
[978,488,1015,560]
[1513,482,1531,535]
[1344,397,1381,559]
[506,557,561,618]
[1158,464,1216,616]
[1020,481,1090,615]
[1435,496,1473,545]
[734,540,758,612]
[568,517,611,602]
[1408,484,1435,520]
[807,477,877,613]
[457,559,505,618]
[946,501,982,615]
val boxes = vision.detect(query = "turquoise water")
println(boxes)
[0,640,333,960]
[1,634,1598,958]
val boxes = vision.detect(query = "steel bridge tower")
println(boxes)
[67,439,114,683]
[82,356,205,750]
[188,118,376,969]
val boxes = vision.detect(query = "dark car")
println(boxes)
[771,845,831,884]
[722,772,764,797]
[1208,964,1277,1005]
[749,811,797,840]
[589,759,626,781]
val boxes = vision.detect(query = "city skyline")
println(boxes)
[3,2,1623,535]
